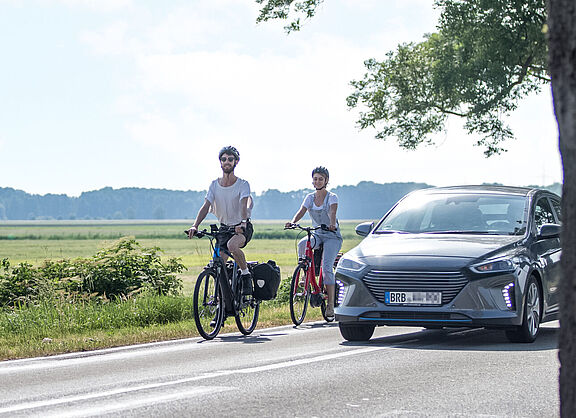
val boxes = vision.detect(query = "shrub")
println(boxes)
[0,238,186,307]
[79,238,185,300]
[0,259,51,307]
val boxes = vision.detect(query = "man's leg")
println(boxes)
[227,234,247,270]
[227,234,252,295]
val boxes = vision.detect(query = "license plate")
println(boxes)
[385,291,442,305]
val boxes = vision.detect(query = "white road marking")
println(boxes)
[45,386,233,418]
[0,346,385,415]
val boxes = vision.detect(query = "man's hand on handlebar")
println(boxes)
[186,226,197,238]
[284,222,296,229]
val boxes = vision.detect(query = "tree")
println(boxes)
[257,0,574,415]
[548,0,576,414]
[258,0,548,156]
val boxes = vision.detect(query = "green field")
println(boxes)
[0,220,366,294]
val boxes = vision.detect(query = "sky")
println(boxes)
[0,0,563,198]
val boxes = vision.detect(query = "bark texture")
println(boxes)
[548,0,576,416]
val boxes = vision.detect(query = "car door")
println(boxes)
[531,195,561,315]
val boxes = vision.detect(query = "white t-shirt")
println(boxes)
[302,191,338,210]
[206,178,252,225]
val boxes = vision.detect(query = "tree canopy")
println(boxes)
[257,0,549,156]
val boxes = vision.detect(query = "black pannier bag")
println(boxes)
[251,260,281,301]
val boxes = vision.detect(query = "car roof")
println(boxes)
[414,185,543,198]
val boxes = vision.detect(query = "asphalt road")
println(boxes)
[0,321,560,417]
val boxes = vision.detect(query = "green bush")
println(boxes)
[0,238,186,307]
[0,259,51,307]
[274,276,292,305]
[79,238,185,300]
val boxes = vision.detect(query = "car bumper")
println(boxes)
[335,268,528,329]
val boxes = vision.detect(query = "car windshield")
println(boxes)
[375,193,528,235]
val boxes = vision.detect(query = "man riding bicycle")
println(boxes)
[187,146,254,296]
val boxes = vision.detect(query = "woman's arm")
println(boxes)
[285,206,307,228]
[328,203,338,231]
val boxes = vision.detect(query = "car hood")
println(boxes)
[356,233,523,264]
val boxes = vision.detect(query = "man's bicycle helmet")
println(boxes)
[219,146,240,161]
[312,166,329,179]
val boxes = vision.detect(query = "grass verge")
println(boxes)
[0,296,324,360]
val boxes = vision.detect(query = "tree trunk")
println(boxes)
[548,0,576,416]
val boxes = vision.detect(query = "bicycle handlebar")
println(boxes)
[284,223,335,233]
[184,224,236,239]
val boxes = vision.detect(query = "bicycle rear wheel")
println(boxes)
[235,297,260,335]
[193,269,224,340]
[290,264,310,326]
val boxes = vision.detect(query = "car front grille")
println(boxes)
[362,269,468,305]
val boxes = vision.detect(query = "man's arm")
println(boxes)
[236,196,251,234]
[188,199,211,238]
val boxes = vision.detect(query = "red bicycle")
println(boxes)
[285,224,340,326]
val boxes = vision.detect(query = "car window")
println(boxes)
[534,197,556,228]
[376,193,527,235]
[550,198,562,223]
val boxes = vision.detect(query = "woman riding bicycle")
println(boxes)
[285,166,343,321]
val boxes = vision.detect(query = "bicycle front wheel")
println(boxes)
[193,269,224,340]
[290,264,310,326]
[235,297,260,335]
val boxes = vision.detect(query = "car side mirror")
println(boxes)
[355,221,374,237]
[538,223,561,239]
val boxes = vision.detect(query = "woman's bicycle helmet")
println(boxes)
[312,166,329,179]
[219,146,240,161]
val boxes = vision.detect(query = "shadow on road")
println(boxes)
[200,321,338,344]
[198,334,274,344]
[296,321,339,330]
[341,324,559,352]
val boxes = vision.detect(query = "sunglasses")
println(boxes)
[220,156,235,163]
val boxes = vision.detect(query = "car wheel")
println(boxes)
[505,276,542,343]
[339,323,376,341]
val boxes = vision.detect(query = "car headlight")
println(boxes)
[471,256,517,274]
[337,255,366,272]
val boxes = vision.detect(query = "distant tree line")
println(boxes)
[0,182,562,221]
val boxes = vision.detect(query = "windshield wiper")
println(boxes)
[374,230,411,234]
[423,230,501,235]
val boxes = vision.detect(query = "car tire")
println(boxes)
[339,323,376,341]
[505,276,542,343]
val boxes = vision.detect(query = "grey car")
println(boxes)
[335,185,561,343]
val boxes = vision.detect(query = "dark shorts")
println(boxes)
[219,220,253,250]
[239,220,253,248]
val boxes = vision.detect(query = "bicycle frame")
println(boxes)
[203,226,240,315]
[301,234,324,299]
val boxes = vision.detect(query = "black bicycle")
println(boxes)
[187,224,260,340]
